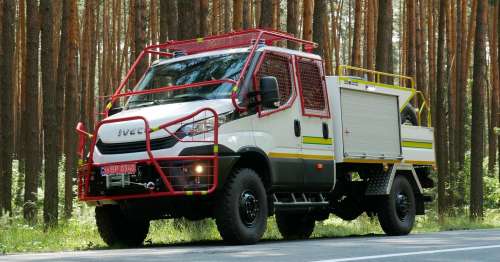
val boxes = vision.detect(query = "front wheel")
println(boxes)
[214,168,268,244]
[377,175,416,236]
[276,212,315,240]
[95,205,150,247]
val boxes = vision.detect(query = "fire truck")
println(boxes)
[76,29,435,246]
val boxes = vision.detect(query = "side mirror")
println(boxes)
[260,76,280,109]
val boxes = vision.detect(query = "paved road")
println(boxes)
[3,229,500,262]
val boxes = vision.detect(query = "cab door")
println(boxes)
[251,51,304,190]
[294,56,335,191]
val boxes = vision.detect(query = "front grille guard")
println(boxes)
[76,107,219,201]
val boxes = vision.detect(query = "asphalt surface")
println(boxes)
[3,229,500,262]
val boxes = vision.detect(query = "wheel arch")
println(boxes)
[234,147,272,190]
[365,163,425,215]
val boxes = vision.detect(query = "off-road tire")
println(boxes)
[276,212,315,240]
[95,205,150,247]
[377,175,416,236]
[214,168,268,244]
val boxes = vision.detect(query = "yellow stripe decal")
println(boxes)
[404,160,436,165]
[185,191,193,196]
[106,102,113,110]
[303,136,333,145]
[196,37,204,43]
[402,141,433,149]
[150,127,160,132]
[343,158,401,164]
[268,152,335,161]
[213,145,219,153]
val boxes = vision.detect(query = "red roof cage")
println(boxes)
[147,28,317,56]
[105,29,318,116]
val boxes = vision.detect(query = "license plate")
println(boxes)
[101,164,136,176]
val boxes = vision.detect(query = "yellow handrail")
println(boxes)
[338,65,415,90]
[416,91,432,127]
[337,65,431,127]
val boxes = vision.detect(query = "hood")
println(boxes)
[97,99,234,143]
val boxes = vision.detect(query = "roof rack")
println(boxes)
[145,28,317,57]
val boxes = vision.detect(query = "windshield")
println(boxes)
[127,52,247,109]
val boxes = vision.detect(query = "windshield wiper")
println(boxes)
[171,94,209,102]
[127,100,161,109]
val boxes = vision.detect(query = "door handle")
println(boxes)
[294,119,301,137]
[322,122,329,139]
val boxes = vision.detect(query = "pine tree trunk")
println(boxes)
[159,0,168,42]
[243,0,251,29]
[272,0,280,30]
[0,0,15,215]
[134,0,147,81]
[487,3,498,174]
[224,0,231,32]
[428,0,436,127]
[459,0,478,169]
[200,0,209,35]
[212,0,220,34]
[331,0,342,71]
[351,0,362,67]
[302,0,313,41]
[63,0,79,219]
[470,0,487,220]
[375,0,393,81]
[364,0,375,72]
[234,0,243,30]
[149,0,159,44]
[313,0,326,58]
[55,0,71,159]
[193,0,201,37]
[406,0,416,86]
[416,0,427,125]
[167,0,178,40]
[87,0,97,130]
[15,0,26,209]
[446,0,457,209]
[24,0,41,223]
[80,0,91,129]
[436,0,449,223]
[260,0,273,28]
[287,0,298,49]
[497,1,500,182]
[454,0,465,179]
[255,0,262,27]
[40,0,58,226]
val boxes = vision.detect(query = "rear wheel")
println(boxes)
[214,168,268,244]
[276,212,315,240]
[95,205,150,247]
[377,175,416,235]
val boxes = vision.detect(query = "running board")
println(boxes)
[273,192,330,210]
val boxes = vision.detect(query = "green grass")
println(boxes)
[2,209,500,255]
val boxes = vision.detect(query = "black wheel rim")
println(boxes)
[395,191,410,221]
[239,190,260,226]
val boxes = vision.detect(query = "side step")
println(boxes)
[273,192,329,211]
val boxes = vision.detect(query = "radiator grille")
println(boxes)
[96,136,178,154]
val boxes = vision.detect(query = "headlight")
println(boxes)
[177,112,230,137]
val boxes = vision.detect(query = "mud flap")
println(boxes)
[365,163,423,196]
